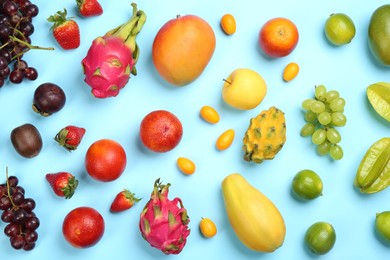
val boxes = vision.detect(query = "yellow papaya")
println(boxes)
[221,173,286,252]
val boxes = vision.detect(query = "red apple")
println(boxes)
[140,110,183,153]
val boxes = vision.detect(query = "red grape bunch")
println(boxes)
[0,170,39,251]
[0,0,51,87]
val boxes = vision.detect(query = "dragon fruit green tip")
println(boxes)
[81,3,146,98]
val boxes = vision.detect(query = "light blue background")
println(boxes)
[1,0,389,259]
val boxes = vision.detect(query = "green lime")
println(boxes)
[376,211,390,244]
[367,82,390,122]
[292,169,323,200]
[305,221,336,255]
[325,13,356,45]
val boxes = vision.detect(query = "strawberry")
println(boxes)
[46,172,79,199]
[77,0,103,17]
[110,189,141,213]
[54,125,86,151]
[47,9,80,50]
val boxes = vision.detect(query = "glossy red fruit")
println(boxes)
[140,110,183,153]
[62,207,105,248]
[85,139,127,182]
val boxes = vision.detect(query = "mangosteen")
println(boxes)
[32,82,66,116]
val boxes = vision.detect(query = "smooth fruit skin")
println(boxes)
[368,4,390,66]
[62,207,105,248]
[376,211,390,244]
[305,222,336,255]
[221,173,286,252]
[221,14,236,35]
[292,169,323,200]
[152,15,216,86]
[199,218,217,238]
[85,139,127,182]
[140,110,183,153]
[324,13,356,46]
[222,68,267,110]
[259,17,299,58]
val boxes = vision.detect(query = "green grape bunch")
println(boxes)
[300,85,347,160]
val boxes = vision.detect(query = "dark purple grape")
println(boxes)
[24,66,37,80]
[0,56,8,69]
[10,13,21,26]
[7,176,19,187]
[2,1,18,16]
[26,211,35,218]
[0,49,12,62]
[14,186,25,195]
[0,77,4,87]
[9,68,24,83]
[11,44,27,58]
[1,209,14,222]
[0,23,11,40]
[11,191,24,205]
[23,242,35,251]
[24,230,37,243]
[32,83,66,116]
[0,65,10,79]
[19,21,34,36]
[4,223,20,237]
[24,216,39,230]
[0,196,12,210]
[0,184,6,196]
[14,59,28,71]
[0,14,10,24]
[10,235,25,250]
[21,198,35,212]
[24,4,38,18]
[13,208,28,224]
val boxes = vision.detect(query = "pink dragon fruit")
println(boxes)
[139,179,190,255]
[81,3,146,98]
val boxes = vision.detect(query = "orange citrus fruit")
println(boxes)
[85,139,127,182]
[258,17,299,58]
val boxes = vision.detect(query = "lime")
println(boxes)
[367,82,390,122]
[376,211,390,244]
[325,13,356,45]
[305,221,336,255]
[292,169,323,200]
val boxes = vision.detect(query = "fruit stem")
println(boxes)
[5,167,16,208]
[10,36,55,51]
[223,79,232,84]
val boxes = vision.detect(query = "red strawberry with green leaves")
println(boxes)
[110,189,141,213]
[47,9,80,50]
[55,125,86,151]
[46,172,78,199]
[77,0,103,17]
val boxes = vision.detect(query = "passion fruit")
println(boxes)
[10,123,42,158]
[32,83,66,116]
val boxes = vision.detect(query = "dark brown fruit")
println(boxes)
[32,83,66,116]
[10,123,42,158]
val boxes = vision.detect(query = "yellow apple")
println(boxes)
[222,68,267,110]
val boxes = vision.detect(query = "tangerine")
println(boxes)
[62,207,105,248]
[85,139,127,182]
[258,17,299,58]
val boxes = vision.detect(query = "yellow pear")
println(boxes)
[222,68,267,110]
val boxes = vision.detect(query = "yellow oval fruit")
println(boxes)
[216,129,235,150]
[283,62,299,82]
[222,68,267,110]
[152,15,216,86]
[177,157,196,175]
[221,14,236,35]
[199,218,217,238]
[221,173,286,252]
[200,106,220,124]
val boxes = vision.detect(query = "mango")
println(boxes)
[152,15,216,86]
[221,173,286,252]
[368,4,390,66]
